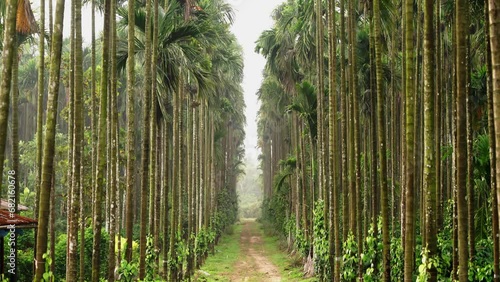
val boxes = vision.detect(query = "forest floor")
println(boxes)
[195,219,316,282]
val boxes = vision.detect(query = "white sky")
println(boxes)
[229,0,284,165]
[34,0,284,167]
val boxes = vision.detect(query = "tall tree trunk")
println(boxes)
[340,0,348,243]
[35,0,45,222]
[34,0,65,279]
[456,0,470,280]
[486,1,500,280]
[35,0,45,276]
[10,33,19,282]
[403,0,416,279]
[92,0,111,279]
[139,0,153,276]
[373,0,390,279]
[68,0,83,278]
[150,0,160,275]
[327,0,339,279]
[315,0,325,202]
[169,75,182,281]
[125,0,136,263]
[489,0,500,260]
[67,5,75,269]
[423,0,437,280]
[0,0,18,190]
[91,0,97,226]
[107,0,118,279]
[162,119,170,278]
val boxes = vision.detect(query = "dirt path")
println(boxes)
[231,219,281,282]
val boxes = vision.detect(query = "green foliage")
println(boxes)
[342,232,359,281]
[169,231,187,273]
[312,200,330,280]
[144,235,158,281]
[361,223,382,281]
[1,229,35,281]
[117,259,138,282]
[213,188,239,238]
[41,251,54,282]
[468,239,494,282]
[54,227,109,281]
[473,134,493,239]
[390,236,404,281]
[417,248,441,282]
[294,225,310,257]
[260,166,292,237]
[195,227,215,263]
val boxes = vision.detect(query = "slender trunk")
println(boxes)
[315,0,325,202]
[162,120,170,278]
[91,0,97,224]
[92,0,111,279]
[150,0,160,274]
[403,0,416,279]
[0,0,18,190]
[49,167,56,279]
[489,0,500,277]
[10,33,19,282]
[327,0,338,279]
[139,0,153,276]
[373,0,390,279]
[456,0,470,280]
[340,0,348,243]
[66,2,75,268]
[169,75,182,281]
[36,0,45,221]
[34,0,65,279]
[68,0,83,278]
[125,0,136,263]
[486,2,500,280]
[107,0,118,279]
[423,0,437,280]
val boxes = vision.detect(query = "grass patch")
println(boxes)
[195,223,243,281]
[259,223,318,282]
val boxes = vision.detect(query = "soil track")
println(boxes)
[231,219,281,282]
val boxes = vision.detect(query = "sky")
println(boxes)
[228,0,284,165]
[34,0,284,168]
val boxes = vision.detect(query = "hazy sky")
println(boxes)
[229,0,284,165]
[35,0,283,167]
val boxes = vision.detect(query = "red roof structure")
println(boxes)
[0,210,37,229]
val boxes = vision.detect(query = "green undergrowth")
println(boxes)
[196,220,316,281]
[195,223,243,281]
[259,222,318,282]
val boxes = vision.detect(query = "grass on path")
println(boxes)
[195,219,317,282]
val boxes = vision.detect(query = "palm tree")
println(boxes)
[486,0,500,278]
[125,0,136,263]
[456,0,469,280]
[0,0,18,190]
[107,0,118,279]
[327,0,339,279]
[35,0,45,223]
[489,0,500,250]
[139,0,153,276]
[9,29,19,282]
[93,0,111,279]
[403,0,416,279]
[315,0,325,203]
[423,0,437,280]
[373,0,390,279]
[67,0,84,279]
[34,0,66,279]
